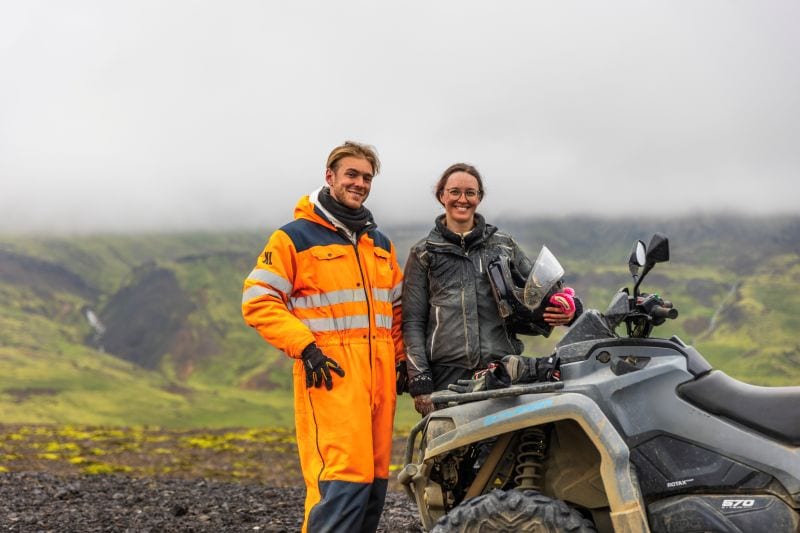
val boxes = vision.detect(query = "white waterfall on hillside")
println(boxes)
[698,281,741,340]
[84,308,106,344]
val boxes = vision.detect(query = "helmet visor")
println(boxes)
[523,246,565,309]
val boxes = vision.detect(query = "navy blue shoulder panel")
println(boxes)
[368,229,391,253]
[279,219,348,252]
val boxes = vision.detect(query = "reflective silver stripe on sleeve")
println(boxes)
[301,314,371,333]
[430,305,440,355]
[390,282,403,306]
[291,289,367,309]
[242,285,283,305]
[372,288,390,303]
[246,268,292,295]
[374,283,402,306]
[375,313,393,329]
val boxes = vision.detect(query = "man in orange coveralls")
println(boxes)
[242,141,407,532]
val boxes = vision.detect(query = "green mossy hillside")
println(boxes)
[1,217,798,428]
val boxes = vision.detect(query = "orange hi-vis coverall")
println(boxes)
[242,192,404,533]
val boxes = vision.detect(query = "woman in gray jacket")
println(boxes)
[402,163,577,416]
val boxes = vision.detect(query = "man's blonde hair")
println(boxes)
[326,141,381,176]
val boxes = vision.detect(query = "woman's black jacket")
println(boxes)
[402,214,534,397]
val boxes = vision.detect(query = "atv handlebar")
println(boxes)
[652,304,678,321]
[626,293,679,337]
[636,294,678,321]
[619,235,680,338]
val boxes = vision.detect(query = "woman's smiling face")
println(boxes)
[439,171,482,231]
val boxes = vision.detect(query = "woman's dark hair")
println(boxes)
[434,163,485,206]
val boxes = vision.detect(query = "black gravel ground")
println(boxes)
[0,472,424,532]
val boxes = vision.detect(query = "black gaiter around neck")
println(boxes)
[318,187,374,234]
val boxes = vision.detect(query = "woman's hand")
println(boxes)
[544,287,577,326]
[543,306,575,326]
[413,394,435,416]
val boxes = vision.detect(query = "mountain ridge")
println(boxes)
[1,215,798,428]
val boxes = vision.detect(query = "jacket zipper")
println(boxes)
[351,236,373,375]
[461,287,469,356]
[334,226,374,381]
[459,234,470,356]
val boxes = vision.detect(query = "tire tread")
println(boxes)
[431,490,596,533]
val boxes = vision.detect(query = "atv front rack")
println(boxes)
[431,381,564,407]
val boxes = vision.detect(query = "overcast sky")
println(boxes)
[1,1,799,234]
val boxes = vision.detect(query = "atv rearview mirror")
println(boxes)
[645,233,670,266]
[628,240,646,279]
[633,233,670,298]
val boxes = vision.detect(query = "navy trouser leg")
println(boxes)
[307,480,371,532]
[360,478,388,533]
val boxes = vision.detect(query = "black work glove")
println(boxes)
[500,354,561,384]
[447,362,511,393]
[396,360,409,395]
[534,354,561,382]
[501,354,536,383]
[301,343,345,390]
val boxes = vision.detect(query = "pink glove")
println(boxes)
[549,287,576,314]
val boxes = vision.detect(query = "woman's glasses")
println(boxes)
[446,188,480,200]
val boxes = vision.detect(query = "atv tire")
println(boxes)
[431,489,596,533]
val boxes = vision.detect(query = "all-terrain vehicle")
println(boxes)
[399,233,800,532]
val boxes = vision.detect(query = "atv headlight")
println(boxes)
[426,417,456,443]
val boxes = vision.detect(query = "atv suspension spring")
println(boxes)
[513,427,547,490]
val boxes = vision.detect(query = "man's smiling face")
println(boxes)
[325,156,374,209]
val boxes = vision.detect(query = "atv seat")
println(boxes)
[678,370,800,446]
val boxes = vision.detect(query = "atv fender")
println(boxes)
[402,392,650,533]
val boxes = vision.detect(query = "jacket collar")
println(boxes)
[293,190,336,230]
[431,213,495,248]
[294,189,376,242]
